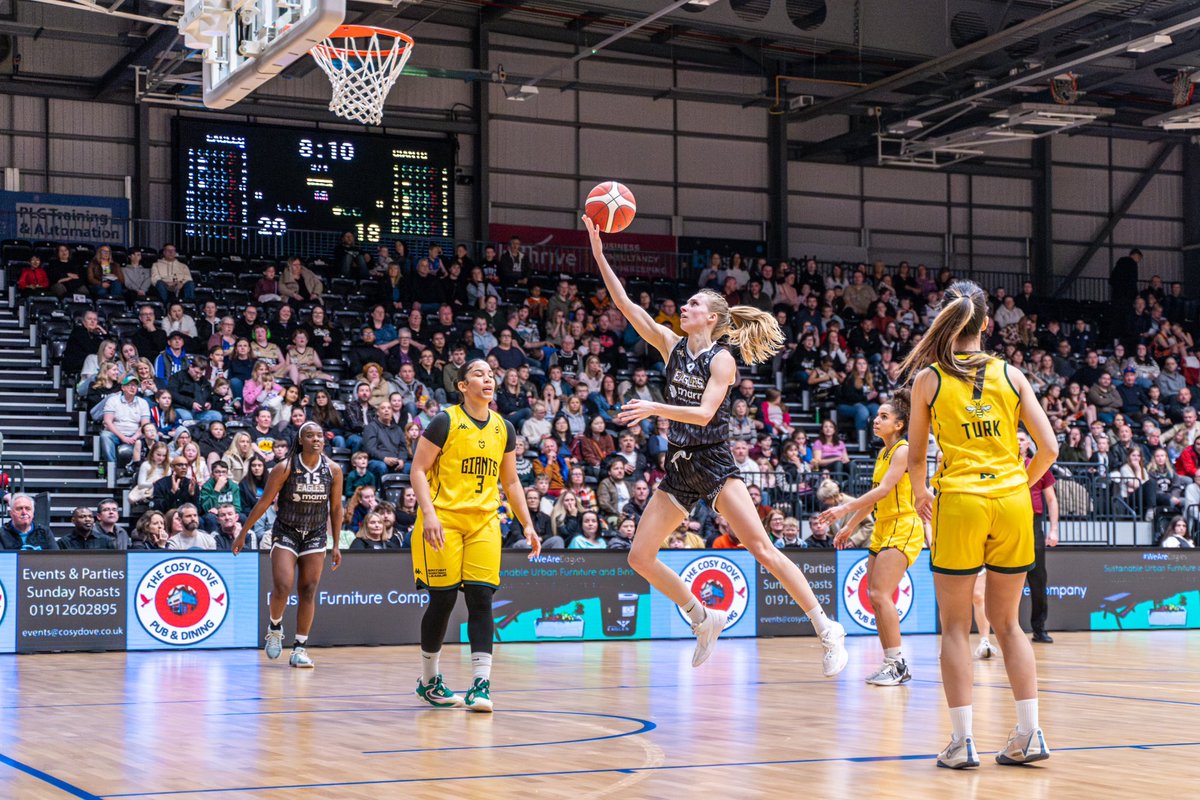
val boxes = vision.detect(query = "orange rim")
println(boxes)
[311,25,414,59]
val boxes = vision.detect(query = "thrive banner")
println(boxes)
[489,223,677,279]
[0,190,128,245]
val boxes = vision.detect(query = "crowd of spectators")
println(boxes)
[9,235,1196,551]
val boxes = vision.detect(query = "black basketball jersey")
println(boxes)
[664,339,733,447]
[276,452,333,532]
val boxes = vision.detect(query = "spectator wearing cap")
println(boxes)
[155,331,189,380]
[168,355,220,423]
[101,375,150,463]
[0,494,58,551]
[58,507,116,550]
[1115,368,1147,419]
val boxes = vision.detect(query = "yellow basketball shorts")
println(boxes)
[869,514,925,568]
[412,509,502,590]
[931,489,1034,575]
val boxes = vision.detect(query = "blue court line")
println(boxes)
[361,709,656,754]
[907,679,1200,708]
[0,679,835,712]
[0,753,102,800]
[99,741,1200,798]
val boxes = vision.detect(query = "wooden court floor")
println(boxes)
[1,632,1198,799]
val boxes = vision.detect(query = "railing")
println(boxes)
[0,210,1170,303]
[838,458,1150,546]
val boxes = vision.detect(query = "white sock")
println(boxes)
[682,598,707,625]
[472,652,493,681]
[293,634,307,647]
[949,705,973,741]
[421,650,440,684]
[1016,698,1039,735]
[805,604,831,636]
[884,647,902,662]
[269,617,282,629]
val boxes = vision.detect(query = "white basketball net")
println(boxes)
[311,27,414,126]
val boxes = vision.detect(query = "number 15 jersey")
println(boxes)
[422,405,515,520]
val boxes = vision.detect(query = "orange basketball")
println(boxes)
[585,181,637,234]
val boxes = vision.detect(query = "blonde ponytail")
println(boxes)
[723,305,785,366]
[694,289,784,366]
[900,280,988,383]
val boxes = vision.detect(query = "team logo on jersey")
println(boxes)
[135,558,229,646]
[843,555,913,631]
[964,402,992,418]
[675,555,748,631]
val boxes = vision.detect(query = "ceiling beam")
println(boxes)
[788,0,1121,122]
[650,25,684,45]
[0,21,139,46]
[1053,141,1179,298]
[94,24,180,99]
[480,1,532,25]
[566,11,605,31]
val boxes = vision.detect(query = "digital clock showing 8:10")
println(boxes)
[175,118,453,247]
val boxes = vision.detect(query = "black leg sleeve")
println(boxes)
[1028,513,1049,631]
[463,584,496,655]
[420,588,459,653]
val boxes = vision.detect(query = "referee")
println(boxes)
[1018,430,1059,643]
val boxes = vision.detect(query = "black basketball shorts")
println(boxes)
[271,521,328,558]
[658,443,741,513]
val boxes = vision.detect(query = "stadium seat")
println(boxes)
[2,244,32,263]
[95,299,126,321]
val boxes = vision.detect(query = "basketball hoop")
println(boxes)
[311,25,414,126]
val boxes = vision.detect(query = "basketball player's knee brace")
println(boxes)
[420,588,459,652]
[462,584,495,654]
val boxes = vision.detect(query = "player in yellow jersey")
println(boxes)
[903,281,1058,770]
[817,389,927,686]
[410,359,541,713]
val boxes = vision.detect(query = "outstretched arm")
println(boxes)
[582,215,679,362]
[818,444,908,526]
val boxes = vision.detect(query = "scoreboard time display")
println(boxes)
[174,119,453,246]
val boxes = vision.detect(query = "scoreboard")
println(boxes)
[174,119,453,247]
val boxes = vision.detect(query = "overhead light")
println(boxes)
[1127,34,1172,53]
[686,0,721,5]
[1143,105,1200,130]
[887,119,924,134]
[991,102,1113,128]
[507,84,539,101]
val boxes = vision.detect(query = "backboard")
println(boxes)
[179,0,345,110]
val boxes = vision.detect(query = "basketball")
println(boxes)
[585,181,637,234]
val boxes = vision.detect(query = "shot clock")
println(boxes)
[174,119,453,248]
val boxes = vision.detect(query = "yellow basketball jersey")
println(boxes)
[872,439,915,523]
[429,405,508,516]
[928,354,1026,496]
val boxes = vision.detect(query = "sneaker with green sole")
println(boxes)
[416,675,464,708]
[464,678,493,713]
